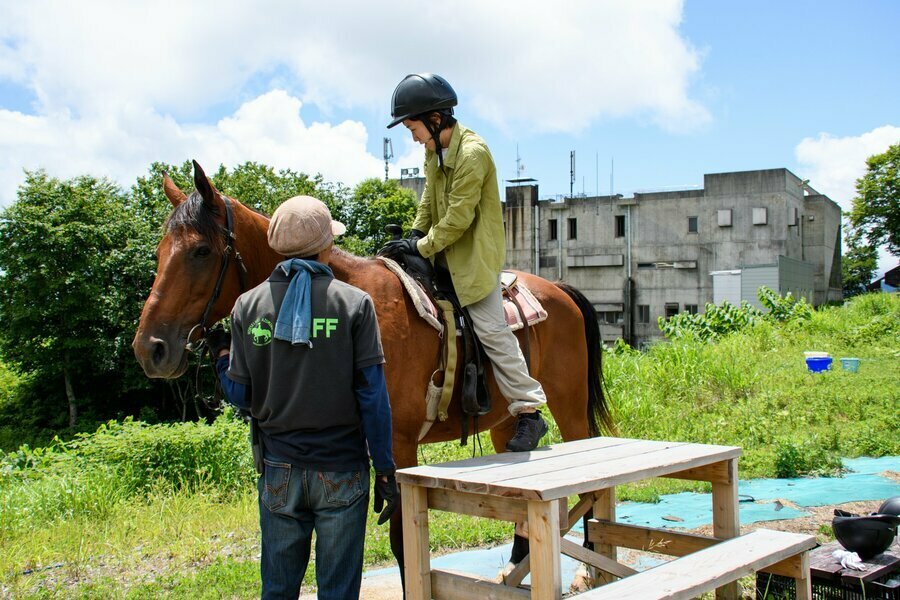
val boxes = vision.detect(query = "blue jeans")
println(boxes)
[258,459,370,600]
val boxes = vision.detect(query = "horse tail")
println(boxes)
[554,282,615,437]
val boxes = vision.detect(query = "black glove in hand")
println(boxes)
[204,325,231,356]
[378,238,421,259]
[373,470,399,525]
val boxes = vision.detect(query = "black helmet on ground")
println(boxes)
[832,509,900,559]
[387,73,457,129]
[878,496,900,517]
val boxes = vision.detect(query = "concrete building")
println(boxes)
[503,168,842,346]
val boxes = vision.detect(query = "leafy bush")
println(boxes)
[774,439,842,478]
[658,287,814,341]
[0,412,254,533]
[659,300,761,341]
[757,287,812,323]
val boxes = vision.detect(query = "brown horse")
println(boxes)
[132,162,612,585]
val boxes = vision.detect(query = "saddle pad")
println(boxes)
[502,281,548,331]
[376,257,442,332]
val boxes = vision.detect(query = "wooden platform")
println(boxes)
[398,436,761,600]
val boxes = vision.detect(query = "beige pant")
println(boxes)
[466,280,548,416]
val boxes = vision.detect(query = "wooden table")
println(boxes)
[398,436,743,600]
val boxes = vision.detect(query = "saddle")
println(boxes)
[377,246,548,445]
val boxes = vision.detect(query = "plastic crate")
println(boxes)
[756,570,900,600]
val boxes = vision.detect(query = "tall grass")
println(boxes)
[607,293,899,476]
[1,293,897,597]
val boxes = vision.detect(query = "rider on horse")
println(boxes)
[381,73,549,452]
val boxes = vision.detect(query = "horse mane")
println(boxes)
[164,191,225,249]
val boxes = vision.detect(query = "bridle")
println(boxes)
[185,194,249,352]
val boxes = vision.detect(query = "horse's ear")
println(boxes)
[162,173,187,206]
[192,160,222,212]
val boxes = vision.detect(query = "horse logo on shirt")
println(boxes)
[248,317,273,346]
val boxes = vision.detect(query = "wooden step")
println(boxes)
[577,529,816,600]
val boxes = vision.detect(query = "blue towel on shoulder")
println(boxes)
[273,259,334,346]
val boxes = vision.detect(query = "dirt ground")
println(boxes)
[310,498,892,600]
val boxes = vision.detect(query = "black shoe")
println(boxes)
[505,412,548,452]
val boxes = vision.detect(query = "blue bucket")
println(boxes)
[806,357,832,373]
[840,357,860,373]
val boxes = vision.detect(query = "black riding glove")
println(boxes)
[408,229,426,242]
[378,238,421,259]
[373,470,399,525]
[204,325,231,356]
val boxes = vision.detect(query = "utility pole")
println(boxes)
[569,150,576,199]
[383,138,393,182]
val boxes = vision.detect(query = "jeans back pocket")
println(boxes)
[318,470,366,507]
[261,459,291,512]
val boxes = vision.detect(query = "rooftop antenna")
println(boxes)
[570,150,576,199]
[383,137,393,182]
[516,144,526,178]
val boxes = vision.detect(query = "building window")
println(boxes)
[599,311,623,325]
[665,303,679,319]
[615,215,625,238]
[637,305,650,324]
[685,304,698,315]
[568,218,577,240]
[549,219,558,241]
[688,216,698,234]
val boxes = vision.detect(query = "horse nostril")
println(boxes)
[151,338,168,366]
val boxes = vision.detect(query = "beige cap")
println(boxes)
[267,195,346,257]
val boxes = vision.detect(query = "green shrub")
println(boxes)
[0,412,255,534]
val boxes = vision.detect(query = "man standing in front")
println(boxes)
[382,73,549,452]
[208,195,398,599]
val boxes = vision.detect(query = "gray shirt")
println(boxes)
[228,270,385,435]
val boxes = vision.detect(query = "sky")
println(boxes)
[1,0,898,272]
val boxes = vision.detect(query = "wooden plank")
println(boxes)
[711,458,740,600]
[591,487,618,584]
[401,441,741,501]
[559,538,637,578]
[396,437,636,485]
[428,487,527,522]
[428,488,568,524]
[503,493,600,588]
[795,551,811,600]
[401,483,432,600]
[577,529,816,600]
[527,500,561,600]
[431,569,530,600]
[662,460,733,484]
[588,520,719,556]
[500,443,741,501]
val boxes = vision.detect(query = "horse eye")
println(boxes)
[193,245,212,258]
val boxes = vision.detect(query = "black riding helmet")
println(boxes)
[388,73,458,167]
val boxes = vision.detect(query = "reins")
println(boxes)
[185,194,248,352]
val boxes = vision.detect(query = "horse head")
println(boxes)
[132,160,279,378]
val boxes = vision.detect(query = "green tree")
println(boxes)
[849,143,899,256]
[339,178,417,255]
[0,171,155,427]
[841,231,878,296]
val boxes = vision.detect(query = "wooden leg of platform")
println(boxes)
[528,499,561,600]
[712,459,740,600]
[401,484,431,600]
[592,487,617,584]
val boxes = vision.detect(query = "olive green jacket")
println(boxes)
[413,124,506,306]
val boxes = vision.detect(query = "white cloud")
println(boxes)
[795,125,900,212]
[0,0,706,203]
[2,0,705,128]
[0,91,384,205]
[795,125,900,274]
